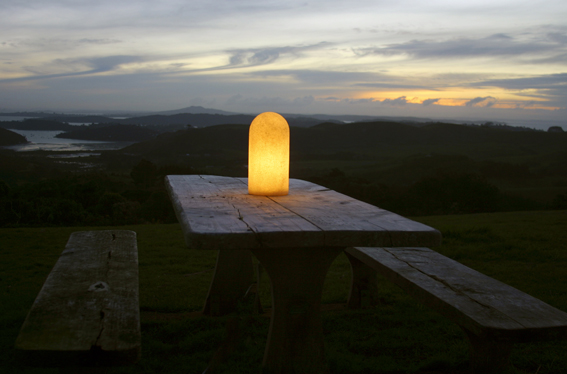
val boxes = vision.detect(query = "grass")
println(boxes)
[1,210,566,373]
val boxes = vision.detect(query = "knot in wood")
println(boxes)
[88,281,109,292]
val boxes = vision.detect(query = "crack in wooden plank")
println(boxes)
[94,310,106,349]
[382,248,492,311]
[266,196,327,245]
[381,247,541,330]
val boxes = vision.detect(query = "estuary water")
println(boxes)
[3,129,133,152]
[1,117,133,152]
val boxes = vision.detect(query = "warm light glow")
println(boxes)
[248,112,290,196]
[347,87,563,111]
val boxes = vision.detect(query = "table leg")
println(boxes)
[251,247,343,374]
[203,250,256,316]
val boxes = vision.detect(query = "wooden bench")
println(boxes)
[15,230,141,372]
[345,246,567,373]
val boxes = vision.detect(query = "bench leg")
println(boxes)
[203,250,256,316]
[462,328,512,374]
[345,251,381,309]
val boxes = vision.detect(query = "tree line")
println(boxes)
[308,167,566,217]
[1,159,565,228]
[0,160,197,227]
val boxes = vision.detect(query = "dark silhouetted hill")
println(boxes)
[151,106,238,115]
[115,120,567,163]
[119,113,336,128]
[0,128,28,146]
[118,124,249,158]
[56,124,158,141]
[35,115,116,124]
[0,119,76,131]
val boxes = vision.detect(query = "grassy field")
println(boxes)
[1,210,566,373]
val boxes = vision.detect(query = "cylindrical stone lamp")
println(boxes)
[248,112,290,196]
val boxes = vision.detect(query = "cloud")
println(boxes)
[547,32,567,44]
[382,96,408,106]
[77,55,142,73]
[324,96,410,106]
[173,43,334,76]
[1,55,143,82]
[422,98,440,106]
[77,38,122,45]
[226,42,331,69]
[228,53,246,66]
[250,69,378,85]
[515,101,537,109]
[222,93,420,112]
[223,94,413,112]
[465,96,496,107]
[469,73,567,105]
[469,73,567,90]
[224,94,315,108]
[355,33,563,60]
[3,38,122,50]
[1,41,18,48]
[528,52,567,64]
[293,95,315,106]
[248,69,442,93]
[248,49,280,65]
[342,98,378,104]
[356,82,439,91]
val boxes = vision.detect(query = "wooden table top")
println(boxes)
[166,175,442,250]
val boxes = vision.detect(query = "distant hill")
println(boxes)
[120,113,339,128]
[0,128,28,146]
[288,113,436,125]
[0,119,76,131]
[3,112,338,129]
[144,106,438,125]
[116,120,567,164]
[4,107,555,131]
[56,124,158,142]
[33,115,116,124]
[151,106,238,116]
[120,113,254,127]
[0,111,63,117]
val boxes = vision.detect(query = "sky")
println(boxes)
[1,0,566,127]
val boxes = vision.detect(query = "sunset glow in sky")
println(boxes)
[1,0,566,125]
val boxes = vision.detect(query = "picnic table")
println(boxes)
[166,174,441,373]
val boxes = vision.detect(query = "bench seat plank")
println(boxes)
[346,246,567,341]
[15,230,141,367]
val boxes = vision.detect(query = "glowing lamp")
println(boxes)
[248,112,290,196]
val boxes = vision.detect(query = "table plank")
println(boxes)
[270,179,440,247]
[166,175,324,249]
[166,175,441,250]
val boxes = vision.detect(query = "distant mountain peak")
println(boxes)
[152,106,238,116]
